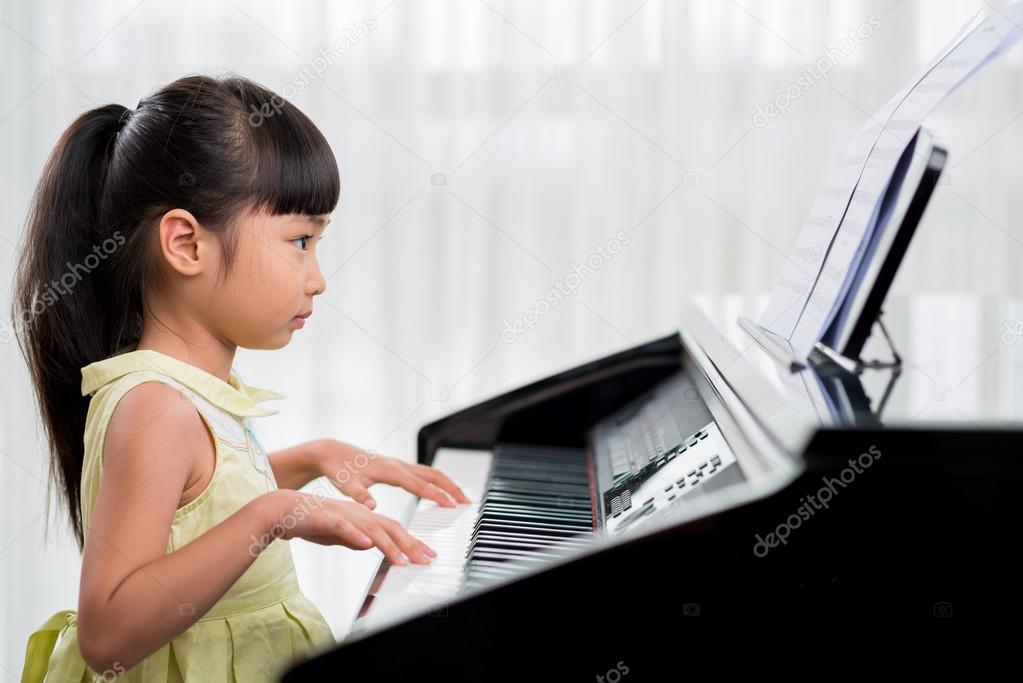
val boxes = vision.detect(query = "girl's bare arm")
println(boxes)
[76,382,435,674]
[76,382,280,673]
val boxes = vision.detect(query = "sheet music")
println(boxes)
[757,8,982,339]
[825,128,933,351]
[759,4,1023,358]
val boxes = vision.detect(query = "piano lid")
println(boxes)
[685,294,1023,442]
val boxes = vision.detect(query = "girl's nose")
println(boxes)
[307,273,326,296]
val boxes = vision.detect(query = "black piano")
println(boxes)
[285,294,1023,680]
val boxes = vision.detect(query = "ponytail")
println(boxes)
[12,75,339,549]
[13,104,132,548]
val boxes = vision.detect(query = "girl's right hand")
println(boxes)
[260,490,437,566]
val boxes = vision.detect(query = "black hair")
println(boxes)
[12,74,340,548]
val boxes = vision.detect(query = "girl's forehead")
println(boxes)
[247,211,330,228]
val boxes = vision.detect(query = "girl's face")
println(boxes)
[204,208,329,350]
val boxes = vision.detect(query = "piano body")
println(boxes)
[285,295,1023,680]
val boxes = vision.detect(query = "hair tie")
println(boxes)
[117,109,132,130]
[116,101,144,133]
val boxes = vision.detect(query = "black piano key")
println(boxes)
[457,443,595,587]
[468,532,591,549]
[479,503,592,520]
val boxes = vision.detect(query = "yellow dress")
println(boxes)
[20,349,335,683]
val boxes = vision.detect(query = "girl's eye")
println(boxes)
[290,235,313,250]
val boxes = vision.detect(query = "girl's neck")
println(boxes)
[135,319,237,384]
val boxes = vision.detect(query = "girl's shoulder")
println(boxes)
[81,348,285,433]
[78,348,286,533]
[85,368,238,446]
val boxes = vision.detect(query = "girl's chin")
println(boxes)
[243,330,298,351]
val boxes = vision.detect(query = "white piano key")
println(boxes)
[353,449,493,633]
[370,449,491,602]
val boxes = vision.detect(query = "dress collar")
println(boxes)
[81,348,285,417]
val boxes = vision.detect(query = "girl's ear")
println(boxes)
[157,209,208,276]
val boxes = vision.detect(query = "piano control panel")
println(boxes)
[603,422,742,536]
[590,371,746,537]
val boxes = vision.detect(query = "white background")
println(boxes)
[2,0,1022,675]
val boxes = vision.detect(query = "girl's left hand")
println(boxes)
[313,439,471,510]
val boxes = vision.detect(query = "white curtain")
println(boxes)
[2,0,1021,669]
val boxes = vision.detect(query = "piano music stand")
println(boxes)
[740,127,947,374]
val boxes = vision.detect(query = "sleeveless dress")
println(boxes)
[20,348,336,682]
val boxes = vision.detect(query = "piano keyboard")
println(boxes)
[466,444,594,588]
[355,446,595,632]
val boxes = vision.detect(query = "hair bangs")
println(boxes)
[230,78,340,219]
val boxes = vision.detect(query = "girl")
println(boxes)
[15,74,470,682]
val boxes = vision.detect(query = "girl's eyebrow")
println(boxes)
[307,215,330,227]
